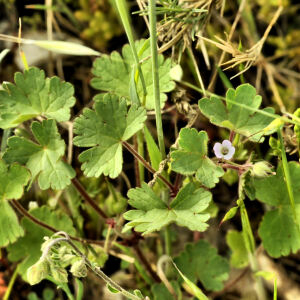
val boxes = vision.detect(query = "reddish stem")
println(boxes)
[71,178,108,220]
[122,141,176,193]
[229,130,235,142]
[9,200,104,246]
[133,244,161,283]
[133,135,141,188]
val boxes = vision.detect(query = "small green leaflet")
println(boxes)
[198,84,274,142]
[171,128,224,188]
[174,240,229,292]
[0,160,30,247]
[3,119,75,190]
[254,162,300,257]
[73,94,146,178]
[0,159,30,200]
[123,182,211,235]
[91,39,175,109]
[0,67,75,129]
[226,230,249,268]
[7,206,76,281]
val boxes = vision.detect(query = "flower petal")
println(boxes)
[222,140,232,148]
[213,142,223,158]
[223,146,235,160]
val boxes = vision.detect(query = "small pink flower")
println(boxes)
[213,140,235,160]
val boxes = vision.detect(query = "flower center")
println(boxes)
[221,146,229,155]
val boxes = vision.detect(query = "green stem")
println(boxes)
[278,129,298,223]
[1,129,11,154]
[164,227,171,256]
[149,0,166,159]
[239,200,255,253]
[56,236,142,300]
[47,277,75,300]
[162,190,171,256]
[75,278,84,300]
[115,0,147,104]
[239,200,266,300]
[3,265,19,300]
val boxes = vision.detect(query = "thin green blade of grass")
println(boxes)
[171,260,209,300]
[278,129,298,228]
[115,0,147,104]
[216,66,233,89]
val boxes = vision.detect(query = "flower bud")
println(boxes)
[251,161,274,177]
[50,264,68,283]
[27,258,50,285]
[70,259,87,278]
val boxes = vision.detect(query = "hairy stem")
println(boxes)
[46,234,143,300]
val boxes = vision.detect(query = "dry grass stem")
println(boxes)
[204,5,283,81]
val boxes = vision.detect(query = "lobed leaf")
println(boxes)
[174,240,229,291]
[123,182,211,234]
[171,128,224,188]
[73,94,146,178]
[254,162,300,257]
[0,160,30,247]
[199,84,275,142]
[3,119,75,190]
[0,67,75,129]
[91,39,175,109]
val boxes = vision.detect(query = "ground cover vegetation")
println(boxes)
[0,0,300,299]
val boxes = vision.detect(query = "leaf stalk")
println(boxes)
[122,141,175,192]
